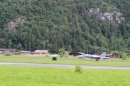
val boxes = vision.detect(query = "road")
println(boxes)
[0,62,130,70]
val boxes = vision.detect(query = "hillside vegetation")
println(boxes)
[0,0,130,53]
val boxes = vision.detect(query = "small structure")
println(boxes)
[111,53,119,58]
[52,57,57,61]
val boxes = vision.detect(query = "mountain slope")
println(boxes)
[0,0,130,53]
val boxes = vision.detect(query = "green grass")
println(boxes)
[0,65,129,86]
[0,54,130,67]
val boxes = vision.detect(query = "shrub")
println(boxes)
[60,53,64,58]
[4,52,12,56]
[75,65,82,73]
[59,48,65,58]
[121,53,127,60]
[64,51,69,58]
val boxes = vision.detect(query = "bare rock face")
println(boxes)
[88,8,125,24]
[8,17,25,29]
[8,21,17,29]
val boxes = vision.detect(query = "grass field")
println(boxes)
[0,54,130,86]
[0,65,129,86]
[0,54,130,67]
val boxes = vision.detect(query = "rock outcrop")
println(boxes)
[88,8,125,24]
[8,17,25,29]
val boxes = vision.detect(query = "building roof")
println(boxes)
[20,51,31,53]
[69,52,85,56]
[31,52,42,54]
[35,50,49,53]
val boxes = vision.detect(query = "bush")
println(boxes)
[59,48,65,58]
[4,52,12,56]
[60,53,64,58]
[75,65,82,73]
[120,53,127,60]
[64,51,69,58]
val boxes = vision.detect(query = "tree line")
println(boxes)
[0,0,130,53]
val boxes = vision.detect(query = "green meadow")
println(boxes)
[0,55,130,86]
[0,55,130,67]
[0,66,129,86]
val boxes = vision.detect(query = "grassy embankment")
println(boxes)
[0,65,129,86]
[0,54,130,67]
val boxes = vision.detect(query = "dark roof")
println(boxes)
[69,52,85,55]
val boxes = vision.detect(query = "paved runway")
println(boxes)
[0,62,130,70]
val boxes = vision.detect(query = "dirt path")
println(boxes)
[0,62,130,70]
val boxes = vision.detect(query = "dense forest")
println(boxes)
[0,0,130,53]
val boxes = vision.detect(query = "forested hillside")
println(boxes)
[0,0,130,53]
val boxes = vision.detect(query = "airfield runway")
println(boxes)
[0,62,130,70]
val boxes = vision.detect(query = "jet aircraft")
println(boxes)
[77,52,109,61]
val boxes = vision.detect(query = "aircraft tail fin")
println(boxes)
[100,52,106,59]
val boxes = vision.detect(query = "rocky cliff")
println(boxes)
[88,8,125,25]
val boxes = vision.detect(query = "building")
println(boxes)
[20,51,31,55]
[111,53,119,58]
[33,50,50,55]
[94,51,119,58]
[0,48,17,53]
